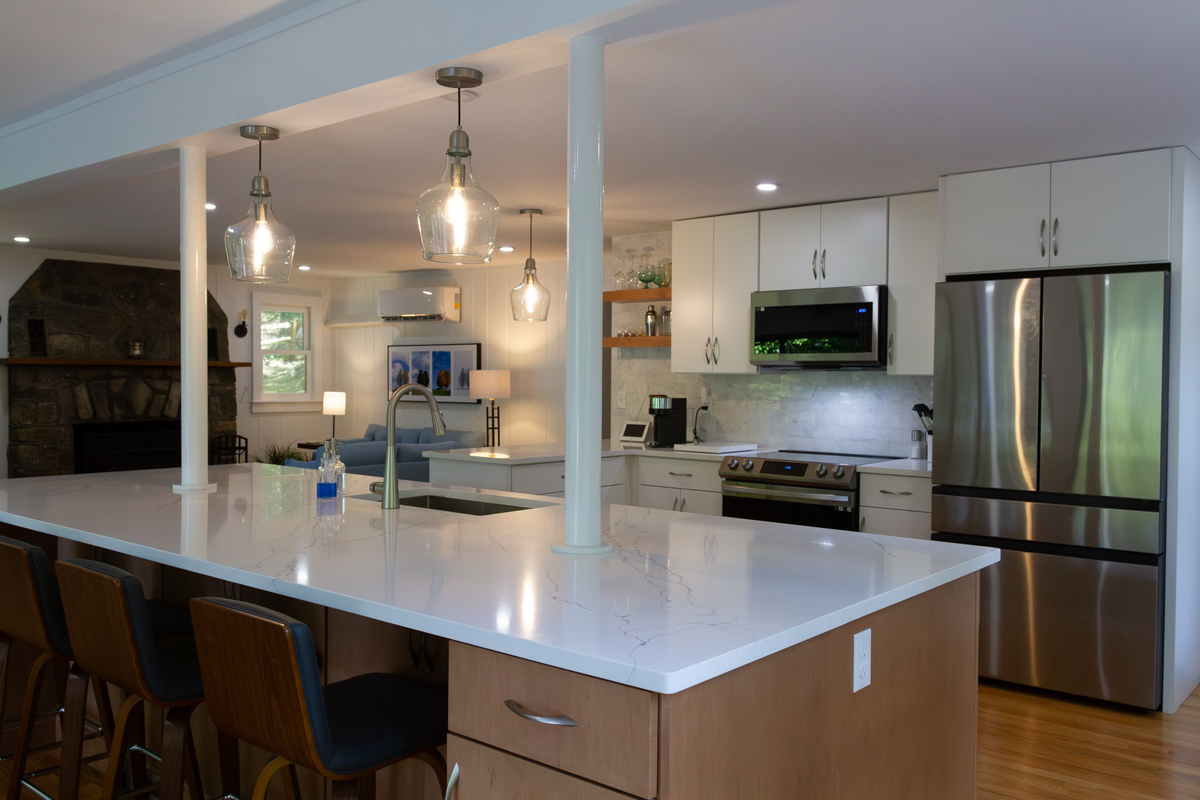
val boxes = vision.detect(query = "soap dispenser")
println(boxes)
[317,438,346,498]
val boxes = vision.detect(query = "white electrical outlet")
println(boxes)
[617,391,626,409]
[853,628,871,692]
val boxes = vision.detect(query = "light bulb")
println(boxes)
[226,175,295,283]
[416,128,499,264]
[252,215,276,271]
[511,259,551,322]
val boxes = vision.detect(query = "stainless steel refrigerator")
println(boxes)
[931,268,1168,709]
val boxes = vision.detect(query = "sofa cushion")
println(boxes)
[363,423,388,441]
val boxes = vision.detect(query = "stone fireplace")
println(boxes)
[6,260,238,478]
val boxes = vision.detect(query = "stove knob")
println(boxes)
[728,458,739,470]
[743,459,755,471]
[833,465,845,479]
[815,463,829,478]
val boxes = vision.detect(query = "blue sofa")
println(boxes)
[284,423,483,481]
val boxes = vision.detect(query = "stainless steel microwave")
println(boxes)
[750,285,887,369]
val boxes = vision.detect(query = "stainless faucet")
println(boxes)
[381,382,446,509]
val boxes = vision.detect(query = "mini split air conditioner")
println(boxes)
[377,286,461,322]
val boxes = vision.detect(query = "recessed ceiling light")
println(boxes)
[13,236,30,243]
[498,245,515,253]
[297,265,311,271]
[205,202,217,211]
[756,182,778,192]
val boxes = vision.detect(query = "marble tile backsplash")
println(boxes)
[610,352,932,457]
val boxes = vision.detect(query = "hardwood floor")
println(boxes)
[5,682,1200,799]
[978,681,1200,799]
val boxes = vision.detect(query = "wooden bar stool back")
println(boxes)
[189,598,449,800]
[54,559,205,800]
[0,535,113,800]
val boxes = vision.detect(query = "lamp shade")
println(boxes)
[469,370,511,400]
[322,391,347,416]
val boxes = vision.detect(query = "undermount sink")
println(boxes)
[352,488,556,516]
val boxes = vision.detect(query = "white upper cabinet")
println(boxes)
[819,198,889,287]
[759,206,820,291]
[758,199,887,290]
[942,163,1051,275]
[711,213,758,374]
[1050,149,1172,268]
[886,192,939,376]
[942,150,1172,275]
[670,214,757,375]
[671,217,716,374]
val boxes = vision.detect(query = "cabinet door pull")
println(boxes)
[861,516,865,530]
[560,475,565,479]
[879,489,913,496]
[713,337,721,364]
[1052,217,1059,257]
[672,497,679,511]
[444,763,459,800]
[820,249,826,279]
[680,496,687,512]
[812,249,818,280]
[504,699,579,727]
[887,333,894,366]
[704,337,712,364]
[668,472,694,477]
[1039,219,1047,257]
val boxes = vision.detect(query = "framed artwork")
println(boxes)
[386,342,481,403]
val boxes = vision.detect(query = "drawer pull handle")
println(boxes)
[444,763,459,800]
[879,489,913,496]
[668,472,693,477]
[504,699,579,727]
[672,497,679,511]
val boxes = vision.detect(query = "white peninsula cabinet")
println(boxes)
[941,149,1172,275]
[759,197,888,291]
[671,212,758,374]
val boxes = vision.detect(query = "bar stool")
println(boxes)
[189,598,449,800]
[0,535,113,800]
[54,559,205,800]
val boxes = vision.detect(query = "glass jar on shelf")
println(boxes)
[658,259,672,288]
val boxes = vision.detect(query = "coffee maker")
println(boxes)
[647,395,687,448]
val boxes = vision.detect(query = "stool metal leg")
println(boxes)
[6,652,55,800]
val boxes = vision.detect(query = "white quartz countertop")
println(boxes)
[858,458,933,478]
[0,464,994,694]
[426,439,761,464]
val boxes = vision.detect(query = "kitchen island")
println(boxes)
[0,463,997,798]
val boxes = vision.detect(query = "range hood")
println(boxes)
[378,286,461,322]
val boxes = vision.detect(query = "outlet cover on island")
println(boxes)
[853,628,871,692]
[617,390,626,409]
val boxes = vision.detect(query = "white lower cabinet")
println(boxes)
[635,457,723,516]
[859,471,933,539]
[638,483,683,511]
[679,487,723,516]
[860,506,931,540]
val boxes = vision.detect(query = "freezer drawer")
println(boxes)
[932,494,1162,554]
[976,547,1161,708]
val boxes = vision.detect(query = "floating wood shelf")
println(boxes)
[0,358,252,368]
[602,288,671,303]
[602,336,671,349]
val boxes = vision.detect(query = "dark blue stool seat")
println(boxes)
[190,597,449,796]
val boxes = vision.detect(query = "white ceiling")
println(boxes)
[0,0,322,129]
[3,0,1200,277]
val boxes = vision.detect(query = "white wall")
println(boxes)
[0,243,334,472]
[329,260,568,445]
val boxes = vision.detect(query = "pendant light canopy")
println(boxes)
[417,67,500,264]
[225,125,296,283]
[511,209,550,322]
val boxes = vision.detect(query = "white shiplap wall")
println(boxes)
[330,260,568,445]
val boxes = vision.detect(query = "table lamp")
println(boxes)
[322,391,346,439]
[469,370,511,447]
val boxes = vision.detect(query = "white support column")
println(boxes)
[554,34,611,555]
[174,145,215,492]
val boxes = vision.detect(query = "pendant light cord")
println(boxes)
[528,211,534,258]
[257,134,263,174]
[457,81,462,129]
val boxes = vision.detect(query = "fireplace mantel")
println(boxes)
[0,358,251,368]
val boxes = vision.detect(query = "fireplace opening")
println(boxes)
[74,420,182,474]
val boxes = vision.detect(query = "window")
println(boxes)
[252,291,321,411]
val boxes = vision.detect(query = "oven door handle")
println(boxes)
[722,483,853,506]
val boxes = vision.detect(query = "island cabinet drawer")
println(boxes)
[511,459,627,495]
[448,643,658,799]
[638,458,721,492]
[447,734,634,800]
[860,473,932,512]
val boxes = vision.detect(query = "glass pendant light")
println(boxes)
[511,208,550,322]
[417,67,500,264]
[225,125,296,283]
